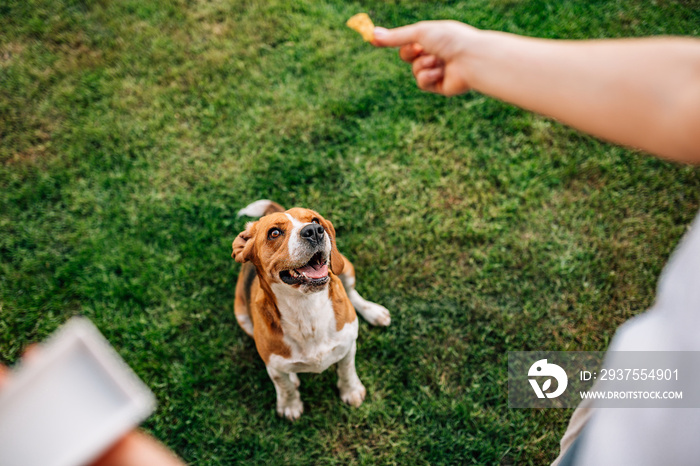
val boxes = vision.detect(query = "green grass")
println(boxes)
[1,0,699,464]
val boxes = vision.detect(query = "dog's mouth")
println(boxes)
[279,252,329,286]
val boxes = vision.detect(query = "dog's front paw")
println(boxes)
[361,302,391,327]
[339,382,366,408]
[277,397,304,421]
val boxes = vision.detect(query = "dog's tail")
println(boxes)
[237,199,285,218]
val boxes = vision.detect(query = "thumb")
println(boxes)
[373,23,426,47]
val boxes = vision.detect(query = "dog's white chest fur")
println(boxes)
[267,283,358,374]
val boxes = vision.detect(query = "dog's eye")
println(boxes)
[311,218,319,224]
[268,228,282,239]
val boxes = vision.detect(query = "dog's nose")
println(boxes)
[301,223,325,245]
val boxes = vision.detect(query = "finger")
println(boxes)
[372,22,426,48]
[0,344,41,391]
[412,54,439,78]
[22,343,40,362]
[0,365,9,389]
[399,43,424,63]
[92,430,186,466]
[415,67,445,93]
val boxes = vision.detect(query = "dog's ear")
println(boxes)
[232,221,257,263]
[319,216,345,275]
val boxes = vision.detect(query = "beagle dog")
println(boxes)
[232,200,390,420]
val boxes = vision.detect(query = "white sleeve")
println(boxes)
[577,212,700,466]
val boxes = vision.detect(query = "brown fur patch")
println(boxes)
[329,274,357,331]
[234,262,257,337]
[248,277,291,363]
[339,254,355,283]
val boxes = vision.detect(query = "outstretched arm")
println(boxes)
[373,22,700,164]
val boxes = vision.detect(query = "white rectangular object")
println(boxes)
[0,317,156,466]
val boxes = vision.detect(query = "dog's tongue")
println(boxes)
[296,263,328,279]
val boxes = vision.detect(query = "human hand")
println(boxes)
[92,430,185,466]
[372,20,483,96]
[0,364,9,389]
[0,344,39,389]
[0,347,184,466]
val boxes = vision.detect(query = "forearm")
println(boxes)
[466,32,700,163]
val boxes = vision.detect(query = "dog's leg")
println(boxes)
[338,260,391,326]
[336,341,366,407]
[346,287,391,327]
[266,366,304,421]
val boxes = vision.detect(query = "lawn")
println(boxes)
[1,0,699,464]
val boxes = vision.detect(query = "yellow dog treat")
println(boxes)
[346,13,375,42]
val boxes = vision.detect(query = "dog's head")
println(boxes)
[232,208,344,293]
